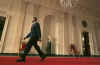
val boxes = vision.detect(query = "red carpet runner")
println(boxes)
[0,56,100,65]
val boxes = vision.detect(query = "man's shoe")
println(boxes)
[40,54,47,61]
[16,59,26,62]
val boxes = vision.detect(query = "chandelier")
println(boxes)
[60,0,79,8]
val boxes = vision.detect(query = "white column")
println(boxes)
[59,16,65,55]
[64,13,70,55]
[55,15,65,55]
[75,15,83,55]
[93,22,100,55]
[67,13,74,45]
[72,15,83,54]
[55,19,59,55]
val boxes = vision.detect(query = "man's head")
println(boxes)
[32,17,37,23]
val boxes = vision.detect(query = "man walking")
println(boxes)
[16,17,46,62]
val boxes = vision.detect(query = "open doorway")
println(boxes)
[0,15,10,53]
[0,16,6,40]
[82,31,91,56]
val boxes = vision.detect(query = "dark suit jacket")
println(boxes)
[25,21,41,41]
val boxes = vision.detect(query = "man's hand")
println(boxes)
[38,40,42,44]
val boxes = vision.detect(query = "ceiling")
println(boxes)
[24,0,100,10]
[79,0,100,10]
[76,0,100,17]
[24,0,100,17]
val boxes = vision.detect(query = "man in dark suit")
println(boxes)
[17,17,46,62]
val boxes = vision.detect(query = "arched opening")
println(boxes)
[82,31,91,56]
[81,20,91,56]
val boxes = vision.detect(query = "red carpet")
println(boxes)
[0,56,100,65]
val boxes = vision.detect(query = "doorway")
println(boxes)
[82,31,91,56]
[0,16,6,40]
[0,15,9,53]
